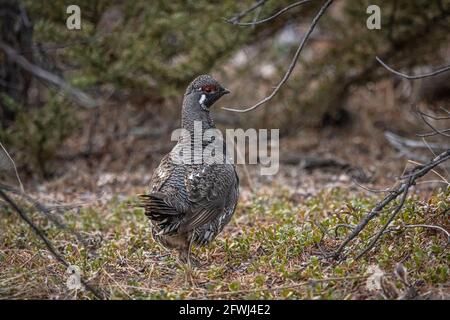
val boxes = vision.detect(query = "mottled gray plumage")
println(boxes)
[140,75,239,265]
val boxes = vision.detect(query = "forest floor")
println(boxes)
[1,179,448,299]
[1,82,449,299]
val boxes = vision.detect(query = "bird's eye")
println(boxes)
[201,85,215,93]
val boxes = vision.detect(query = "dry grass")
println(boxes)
[1,185,448,300]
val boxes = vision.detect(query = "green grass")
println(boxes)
[0,187,448,299]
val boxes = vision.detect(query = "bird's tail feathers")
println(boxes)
[139,193,181,234]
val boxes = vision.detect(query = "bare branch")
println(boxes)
[226,0,269,24]
[223,0,334,113]
[0,40,97,108]
[352,179,395,194]
[0,141,24,193]
[417,111,450,121]
[354,177,412,260]
[0,182,90,245]
[376,56,450,80]
[230,0,314,26]
[331,149,450,260]
[0,188,104,299]
[416,128,450,137]
[417,110,450,138]
[403,224,450,245]
[400,151,450,179]
[420,137,450,182]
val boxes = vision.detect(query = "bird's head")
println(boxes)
[185,75,230,110]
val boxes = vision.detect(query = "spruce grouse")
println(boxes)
[140,75,239,266]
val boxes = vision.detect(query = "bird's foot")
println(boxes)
[176,252,201,286]
[178,251,201,269]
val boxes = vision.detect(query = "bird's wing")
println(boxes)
[180,164,238,232]
[140,154,177,217]
[148,154,173,192]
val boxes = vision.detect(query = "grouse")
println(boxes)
[140,75,239,266]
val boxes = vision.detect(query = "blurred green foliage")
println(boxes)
[0,92,75,176]
[281,0,450,127]
[1,0,449,174]
[26,0,278,97]
[1,0,290,174]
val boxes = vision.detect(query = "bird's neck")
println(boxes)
[181,96,215,134]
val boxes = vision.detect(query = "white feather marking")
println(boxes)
[199,94,206,105]
[158,171,167,179]
[199,94,208,110]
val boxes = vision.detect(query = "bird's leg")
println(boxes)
[178,232,200,268]
[187,230,199,268]
[178,248,198,286]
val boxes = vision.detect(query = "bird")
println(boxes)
[140,75,239,266]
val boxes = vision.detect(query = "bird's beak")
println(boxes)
[221,87,231,95]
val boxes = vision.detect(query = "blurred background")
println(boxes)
[1,0,449,196]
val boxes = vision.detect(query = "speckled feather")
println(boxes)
[140,75,239,254]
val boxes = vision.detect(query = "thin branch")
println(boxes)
[226,0,269,24]
[0,40,97,108]
[331,149,450,260]
[352,179,395,194]
[407,160,448,185]
[251,5,263,29]
[230,0,314,26]
[223,0,334,113]
[416,128,450,137]
[102,269,133,300]
[376,56,450,80]
[417,110,450,138]
[413,104,450,121]
[411,146,450,184]
[354,177,412,260]
[400,151,450,179]
[415,180,449,185]
[0,142,24,193]
[403,224,450,245]
[416,110,450,121]
[0,189,104,299]
[0,182,89,245]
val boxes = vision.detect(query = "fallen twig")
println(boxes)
[0,189,104,299]
[354,176,412,260]
[403,224,450,245]
[0,182,89,245]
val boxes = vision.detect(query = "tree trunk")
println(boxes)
[0,0,34,126]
